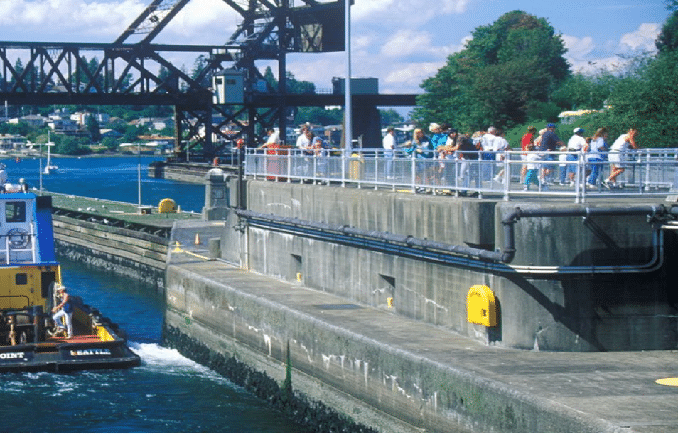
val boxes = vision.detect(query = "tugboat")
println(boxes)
[0,193,140,373]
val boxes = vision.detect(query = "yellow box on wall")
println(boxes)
[467,285,497,327]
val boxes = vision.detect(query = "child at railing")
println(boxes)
[523,145,545,191]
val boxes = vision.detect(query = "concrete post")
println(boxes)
[202,168,229,220]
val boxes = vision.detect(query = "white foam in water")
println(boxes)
[130,342,232,385]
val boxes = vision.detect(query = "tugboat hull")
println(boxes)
[0,193,140,373]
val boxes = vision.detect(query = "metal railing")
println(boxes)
[244,148,678,203]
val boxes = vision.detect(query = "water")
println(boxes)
[3,155,206,213]
[0,156,305,432]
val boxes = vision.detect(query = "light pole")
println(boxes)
[137,142,141,210]
[344,0,352,156]
[39,142,43,194]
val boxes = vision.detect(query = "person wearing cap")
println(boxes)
[538,123,563,184]
[52,285,74,338]
[566,127,587,185]
[429,123,448,154]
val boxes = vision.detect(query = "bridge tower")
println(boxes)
[0,1,414,161]
[116,0,350,160]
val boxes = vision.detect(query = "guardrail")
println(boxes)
[244,148,678,203]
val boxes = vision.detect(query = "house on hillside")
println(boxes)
[0,134,27,153]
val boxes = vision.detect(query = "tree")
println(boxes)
[285,71,315,94]
[551,73,617,111]
[190,55,211,88]
[380,109,404,126]
[295,107,343,125]
[414,10,570,131]
[656,7,677,53]
[86,115,101,142]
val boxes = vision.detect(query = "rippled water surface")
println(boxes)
[0,157,303,432]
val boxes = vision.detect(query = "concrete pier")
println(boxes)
[164,223,677,432]
[161,175,677,431]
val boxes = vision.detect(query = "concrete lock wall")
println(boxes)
[220,179,675,351]
[163,264,614,433]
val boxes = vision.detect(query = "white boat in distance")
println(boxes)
[43,140,58,175]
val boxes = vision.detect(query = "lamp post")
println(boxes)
[39,142,43,194]
[137,142,141,210]
[344,0,352,156]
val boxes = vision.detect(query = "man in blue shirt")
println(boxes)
[539,123,563,184]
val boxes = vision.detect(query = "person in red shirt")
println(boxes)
[520,126,537,179]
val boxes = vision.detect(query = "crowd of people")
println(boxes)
[384,122,639,191]
[254,121,639,192]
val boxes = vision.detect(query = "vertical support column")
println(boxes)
[278,0,288,145]
[204,104,214,160]
[174,106,184,160]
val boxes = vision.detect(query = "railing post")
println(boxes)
[411,153,416,193]
[287,150,292,183]
[644,150,651,192]
[341,151,346,187]
[374,151,379,190]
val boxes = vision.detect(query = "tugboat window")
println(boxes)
[15,273,27,285]
[6,202,26,223]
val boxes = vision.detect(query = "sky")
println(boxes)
[0,0,672,97]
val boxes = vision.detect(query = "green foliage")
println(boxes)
[102,136,120,151]
[594,52,677,147]
[0,121,31,136]
[414,10,570,131]
[86,115,101,141]
[551,73,616,111]
[656,9,678,52]
[285,71,316,94]
[54,135,91,155]
[295,107,343,126]
[380,109,404,126]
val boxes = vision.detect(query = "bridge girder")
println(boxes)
[0,0,409,161]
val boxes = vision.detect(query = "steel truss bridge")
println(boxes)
[0,0,416,160]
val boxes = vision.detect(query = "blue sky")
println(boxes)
[0,0,671,96]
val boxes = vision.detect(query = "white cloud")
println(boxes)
[563,22,662,76]
[618,23,660,53]
[0,0,146,40]
[380,30,433,58]
[563,35,595,60]
[384,62,443,89]
[0,0,239,43]
[354,0,469,24]
[381,30,469,60]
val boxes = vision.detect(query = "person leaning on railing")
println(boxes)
[404,128,433,186]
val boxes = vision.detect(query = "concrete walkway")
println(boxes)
[169,221,678,432]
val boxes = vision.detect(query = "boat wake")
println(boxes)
[129,342,233,385]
